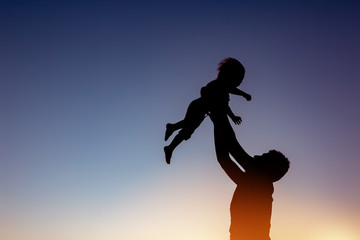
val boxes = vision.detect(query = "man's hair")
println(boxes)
[261,150,290,182]
[217,57,245,79]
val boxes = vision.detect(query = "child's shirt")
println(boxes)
[200,79,231,112]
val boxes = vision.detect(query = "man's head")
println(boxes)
[217,57,245,87]
[254,150,290,182]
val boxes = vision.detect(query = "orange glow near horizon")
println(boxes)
[3,204,360,240]
[2,1,360,240]
[2,178,360,240]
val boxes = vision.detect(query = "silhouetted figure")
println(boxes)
[164,58,251,164]
[211,112,290,240]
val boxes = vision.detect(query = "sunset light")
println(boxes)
[311,224,359,240]
[1,1,359,240]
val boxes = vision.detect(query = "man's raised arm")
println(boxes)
[214,123,245,184]
[211,113,254,173]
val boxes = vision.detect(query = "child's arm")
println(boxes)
[229,88,251,101]
[226,106,242,125]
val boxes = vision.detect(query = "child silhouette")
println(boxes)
[164,58,251,164]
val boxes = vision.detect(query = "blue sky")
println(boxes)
[1,1,360,239]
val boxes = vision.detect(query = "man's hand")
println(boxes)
[231,116,242,125]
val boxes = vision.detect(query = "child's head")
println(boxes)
[217,57,245,87]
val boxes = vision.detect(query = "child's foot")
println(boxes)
[164,146,173,164]
[164,123,174,141]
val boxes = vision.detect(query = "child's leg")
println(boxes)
[165,120,184,141]
[164,133,185,164]
[164,98,206,164]
[171,120,185,129]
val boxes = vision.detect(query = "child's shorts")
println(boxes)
[179,98,207,140]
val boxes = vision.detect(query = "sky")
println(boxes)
[1,1,360,239]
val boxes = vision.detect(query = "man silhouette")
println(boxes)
[211,113,289,240]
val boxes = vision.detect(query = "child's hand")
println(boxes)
[231,116,242,125]
[245,94,252,101]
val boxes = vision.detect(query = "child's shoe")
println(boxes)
[164,146,173,164]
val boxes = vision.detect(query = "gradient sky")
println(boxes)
[1,1,360,240]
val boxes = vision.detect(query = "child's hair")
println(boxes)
[217,57,245,80]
